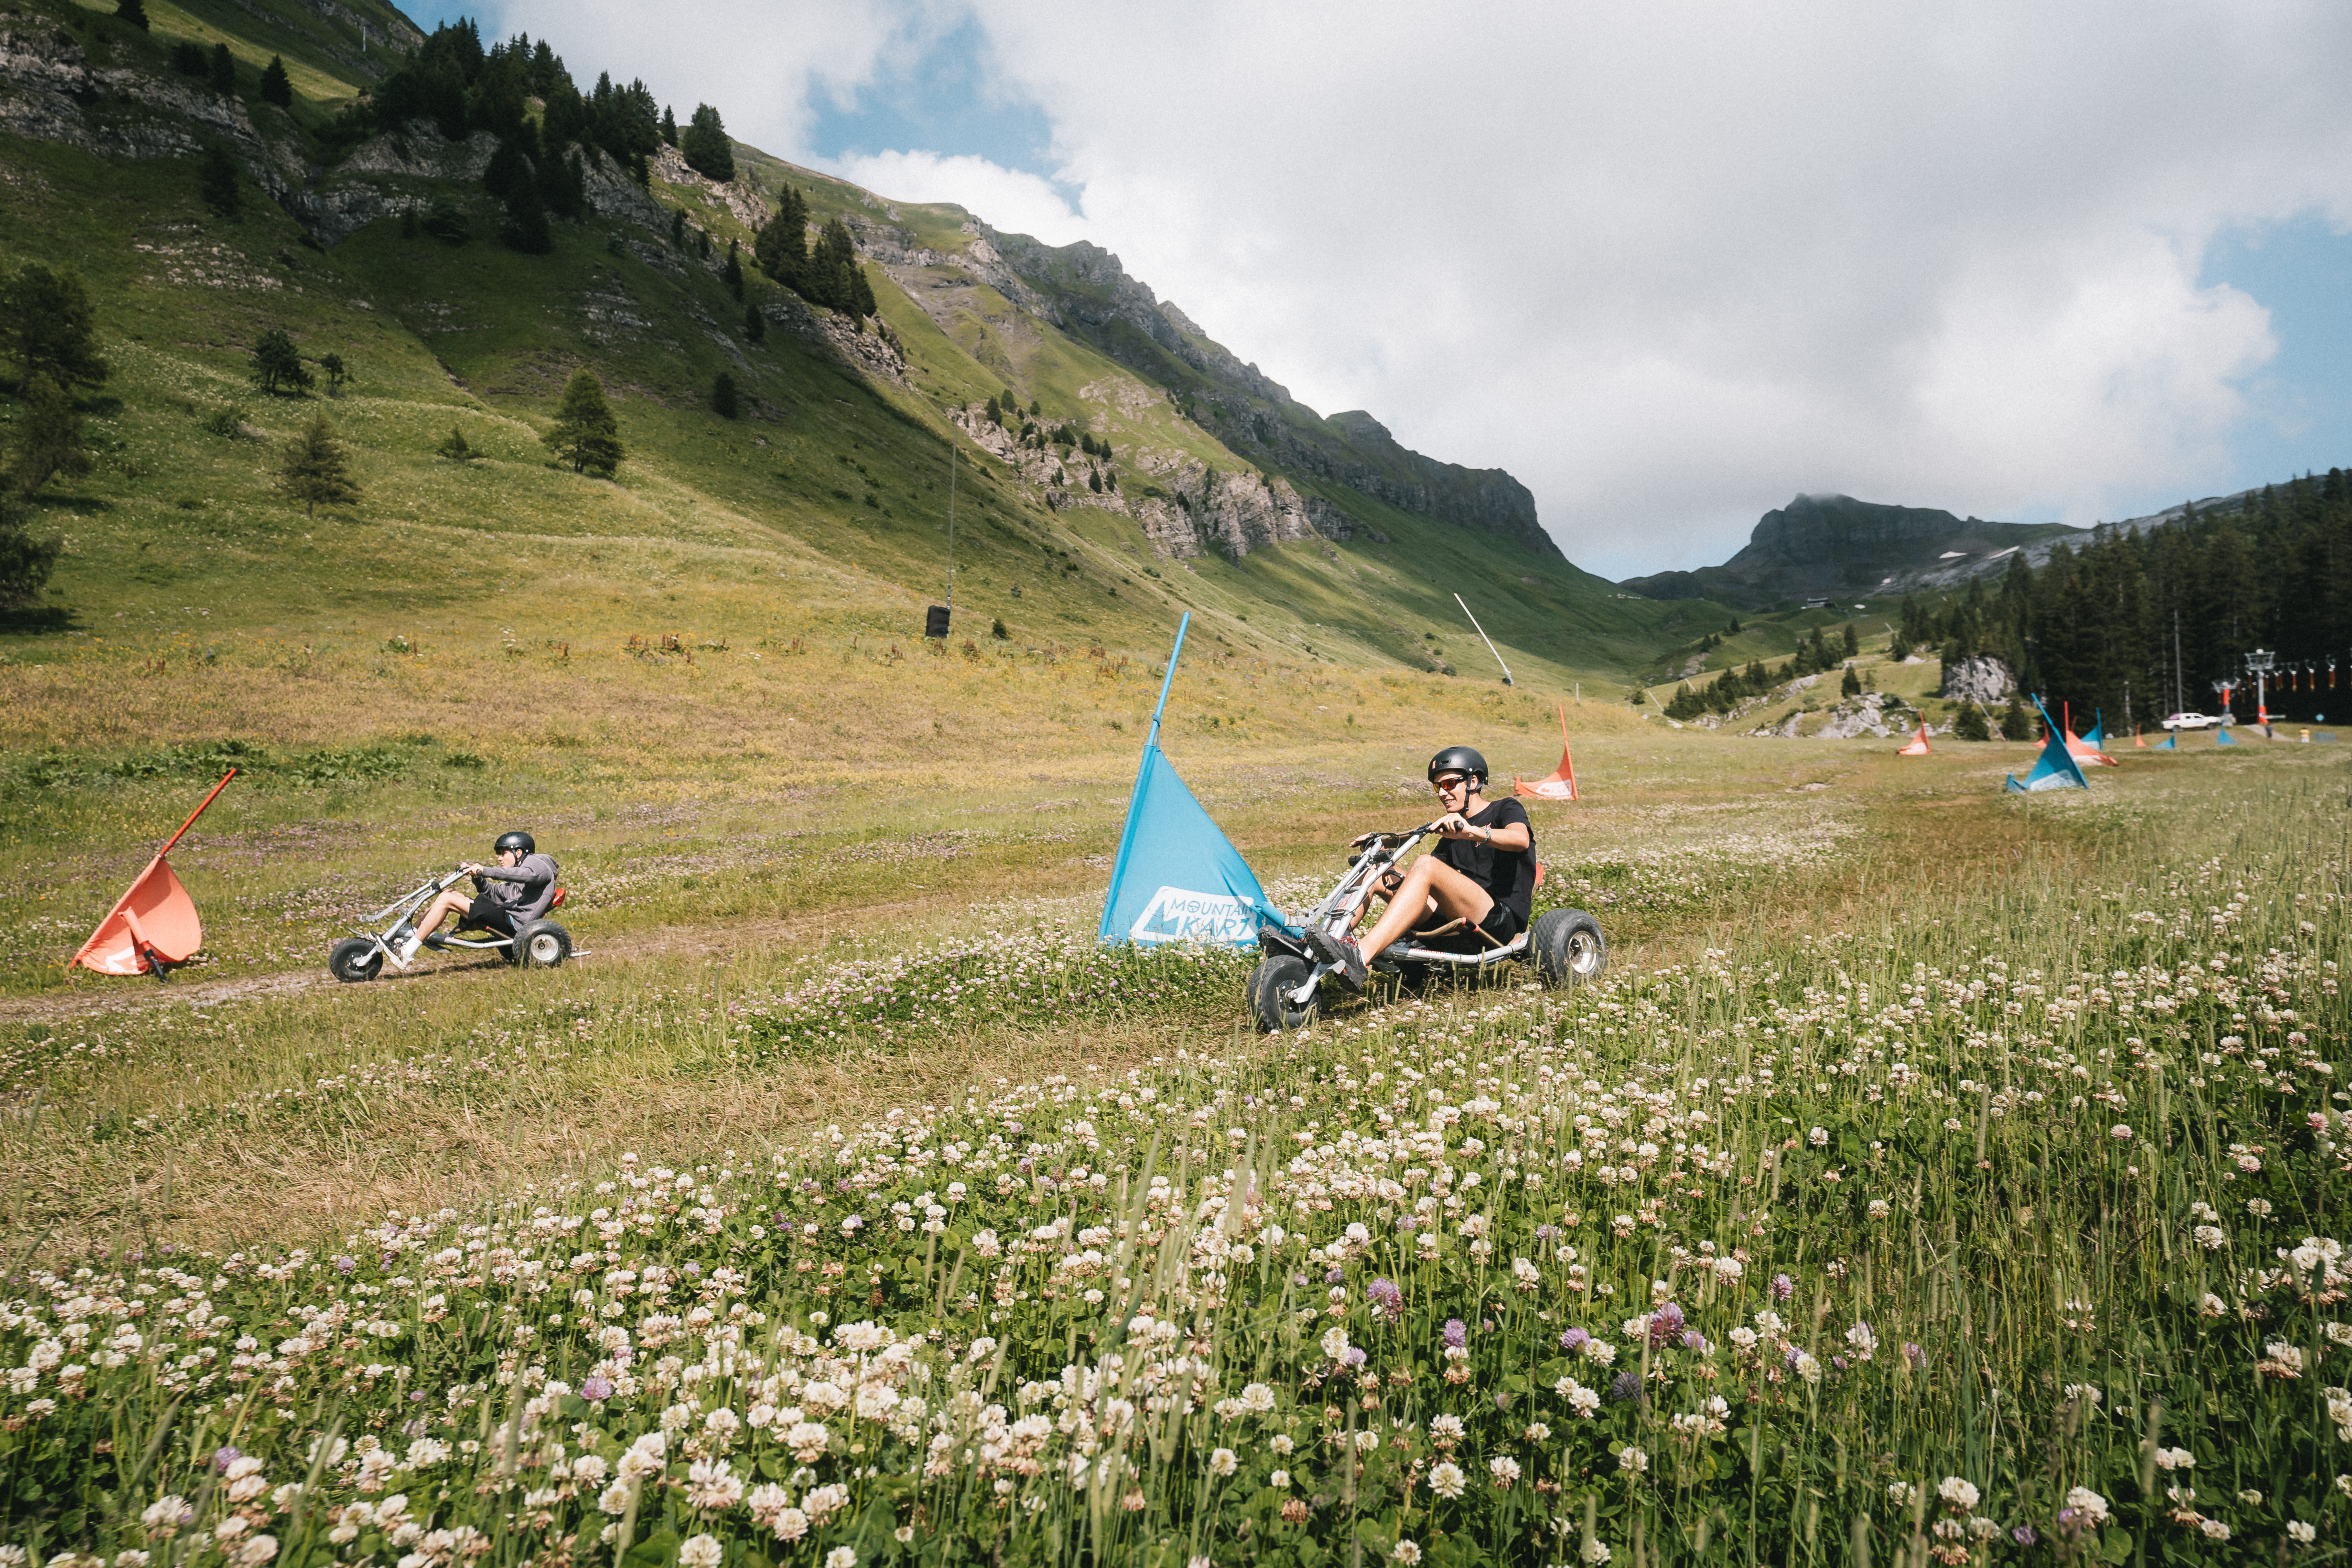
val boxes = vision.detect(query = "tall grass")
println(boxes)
[0,767,2342,1564]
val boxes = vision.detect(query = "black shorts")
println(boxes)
[1474,902,1523,945]
[1412,899,1523,952]
[463,895,518,937]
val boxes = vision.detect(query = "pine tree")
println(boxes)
[483,139,533,203]
[742,300,765,344]
[680,104,734,182]
[711,372,739,419]
[1088,467,1103,494]
[724,240,743,300]
[0,264,110,392]
[399,205,420,239]
[659,105,678,147]
[114,0,149,29]
[248,328,312,396]
[1953,702,1991,741]
[171,41,207,75]
[500,186,553,254]
[317,353,349,396]
[259,55,293,107]
[1840,666,1861,698]
[1998,696,2032,742]
[435,425,475,460]
[198,144,241,217]
[542,369,622,476]
[0,482,61,609]
[755,186,808,288]
[208,42,236,94]
[1842,622,1859,659]
[277,412,360,516]
[9,375,92,496]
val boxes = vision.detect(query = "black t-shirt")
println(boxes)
[1432,798,1536,925]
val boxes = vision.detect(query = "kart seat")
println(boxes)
[549,887,567,911]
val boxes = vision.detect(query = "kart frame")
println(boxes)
[340,867,543,973]
[1257,819,1531,1008]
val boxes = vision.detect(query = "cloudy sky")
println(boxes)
[422,0,2352,579]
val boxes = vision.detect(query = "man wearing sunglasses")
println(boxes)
[1306,745,1534,990]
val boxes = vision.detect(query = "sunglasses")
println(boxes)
[1432,775,1470,791]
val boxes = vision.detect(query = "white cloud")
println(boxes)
[460,0,2352,577]
[827,150,1089,245]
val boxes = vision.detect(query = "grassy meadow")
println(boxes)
[1,689,2343,1564]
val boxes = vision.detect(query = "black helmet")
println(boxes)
[1427,746,1488,787]
[494,830,536,856]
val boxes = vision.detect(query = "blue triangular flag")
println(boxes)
[2006,699,2091,792]
[2216,726,2236,746]
[1099,613,1290,948]
[1098,746,1288,946]
[2159,731,2177,749]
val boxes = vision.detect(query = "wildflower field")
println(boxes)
[0,742,2345,1568]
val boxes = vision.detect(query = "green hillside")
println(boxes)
[0,0,1717,713]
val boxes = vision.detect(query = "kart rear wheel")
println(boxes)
[1249,954,1319,1033]
[329,937,384,984]
[514,919,572,970]
[1530,908,1607,987]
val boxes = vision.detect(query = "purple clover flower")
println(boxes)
[1903,1342,1925,1370]
[581,1375,615,1401]
[1365,1278,1404,1318]
[1344,1347,1368,1367]
[1443,1319,1468,1349]
[1559,1327,1590,1353]
[212,1446,242,1473]
[1681,1330,1709,1353]
[2011,1527,2037,1546]
[1609,1371,1644,1403]
[1771,1273,1795,1301]
[1325,1266,1346,1285]
[333,1256,356,1274]
[1535,1224,1557,1241]
[1646,1302,1686,1349]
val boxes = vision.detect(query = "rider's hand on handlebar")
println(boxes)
[1349,831,1378,850]
[1434,812,1475,839]
[461,862,484,876]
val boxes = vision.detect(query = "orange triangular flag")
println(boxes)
[2133,730,2148,748]
[2063,727,2118,767]
[1514,703,1580,800]
[72,770,234,977]
[1897,720,1930,755]
[73,855,204,975]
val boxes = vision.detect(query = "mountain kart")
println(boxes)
[327,867,572,983]
[1247,819,1605,1031]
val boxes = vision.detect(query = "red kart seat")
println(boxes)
[548,887,567,911]
[1533,862,1546,890]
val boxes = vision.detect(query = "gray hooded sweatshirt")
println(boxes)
[476,852,560,922]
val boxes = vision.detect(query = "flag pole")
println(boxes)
[157,768,236,857]
[1454,593,1514,686]
[1146,613,1191,749]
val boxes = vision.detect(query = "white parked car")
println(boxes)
[2160,711,2223,731]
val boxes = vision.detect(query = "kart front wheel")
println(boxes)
[514,919,572,970]
[1250,954,1319,1033]
[328,937,384,984]
[1530,908,1607,987]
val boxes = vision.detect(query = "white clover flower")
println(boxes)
[1489,1456,1520,1487]
[1391,1544,1422,1566]
[1792,1353,1822,1385]
[1209,1448,1238,1477]
[2064,1487,2110,1524]
[1270,1470,1291,1490]
[677,1537,722,1568]
[1887,1482,1918,1507]
[1429,1461,1467,1499]
[1321,1326,1351,1361]
[1617,1446,1648,1474]
[1582,1542,1612,1566]
[1937,1477,1979,1511]
[825,1549,858,1568]
[597,1482,634,1516]
[2152,1448,2194,1472]
[2289,1520,2316,1545]
[1241,1382,1277,1414]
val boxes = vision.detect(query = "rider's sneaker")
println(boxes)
[1304,928,1367,991]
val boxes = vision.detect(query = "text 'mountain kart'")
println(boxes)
[1247,818,1604,1031]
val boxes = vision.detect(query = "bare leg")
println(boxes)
[412,888,473,938]
[1356,855,1494,959]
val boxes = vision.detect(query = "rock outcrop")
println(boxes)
[1939,655,2014,703]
